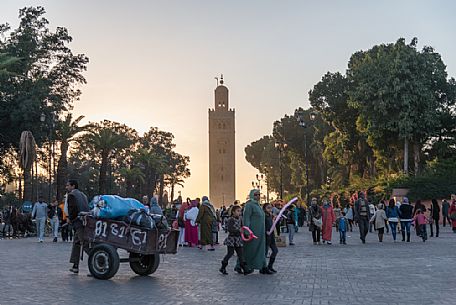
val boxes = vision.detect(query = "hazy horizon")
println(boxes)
[2,0,455,202]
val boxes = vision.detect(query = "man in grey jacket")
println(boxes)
[32,197,48,242]
[354,192,369,244]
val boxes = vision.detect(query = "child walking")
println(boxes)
[414,210,428,242]
[219,206,248,275]
[370,203,388,242]
[264,203,279,273]
[336,211,349,244]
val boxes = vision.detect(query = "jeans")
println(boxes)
[400,221,411,234]
[419,224,427,241]
[36,217,46,241]
[443,215,450,227]
[178,227,185,245]
[430,220,439,237]
[50,216,59,239]
[389,222,398,240]
[339,230,346,243]
[287,224,295,243]
[358,217,369,241]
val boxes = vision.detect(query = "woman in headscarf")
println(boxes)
[309,197,322,245]
[149,195,163,215]
[176,199,189,247]
[196,196,216,251]
[236,189,270,274]
[184,200,199,247]
[321,197,336,245]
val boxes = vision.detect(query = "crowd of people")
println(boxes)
[2,184,456,277]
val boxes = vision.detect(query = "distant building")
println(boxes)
[208,75,235,207]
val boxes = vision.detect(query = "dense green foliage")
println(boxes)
[0,7,190,204]
[246,38,456,202]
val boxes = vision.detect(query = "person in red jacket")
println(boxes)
[449,200,456,233]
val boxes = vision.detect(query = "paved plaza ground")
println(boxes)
[0,225,455,305]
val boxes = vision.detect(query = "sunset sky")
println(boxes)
[2,1,455,202]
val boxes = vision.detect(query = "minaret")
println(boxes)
[208,75,236,207]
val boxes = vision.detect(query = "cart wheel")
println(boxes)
[88,244,120,280]
[129,253,160,276]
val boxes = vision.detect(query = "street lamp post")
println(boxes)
[274,142,287,199]
[40,112,55,203]
[251,173,267,203]
[296,110,316,206]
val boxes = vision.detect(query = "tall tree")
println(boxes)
[55,114,91,200]
[348,38,456,175]
[0,7,88,193]
[78,120,137,194]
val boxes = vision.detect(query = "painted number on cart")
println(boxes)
[131,228,147,246]
[157,233,168,250]
[94,220,108,237]
[110,224,126,238]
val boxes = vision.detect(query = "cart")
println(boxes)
[82,215,178,280]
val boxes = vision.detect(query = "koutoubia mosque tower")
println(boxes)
[208,75,236,207]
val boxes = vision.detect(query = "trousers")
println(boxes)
[36,217,46,240]
[358,217,369,241]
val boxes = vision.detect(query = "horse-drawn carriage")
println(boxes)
[81,214,179,280]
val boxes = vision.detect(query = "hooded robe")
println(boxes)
[242,189,267,270]
[196,197,216,246]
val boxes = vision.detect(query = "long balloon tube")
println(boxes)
[267,197,298,235]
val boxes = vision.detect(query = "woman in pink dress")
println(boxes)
[321,198,336,245]
[184,200,199,247]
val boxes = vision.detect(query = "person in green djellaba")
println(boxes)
[196,196,216,251]
[236,189,272,275]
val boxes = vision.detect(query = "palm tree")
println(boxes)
[19,131,36,201]
[134,148,167,196]
[119,167,145,197]
[82,121,136,194]
[55,114,91,200]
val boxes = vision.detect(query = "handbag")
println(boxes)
[313,217,322,228]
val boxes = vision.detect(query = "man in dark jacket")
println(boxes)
[66,179,89,274]
[429,199,440,238]
[354,192,369,244]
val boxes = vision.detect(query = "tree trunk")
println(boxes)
[158,175,165,208]
[125,179,132,197]
[56,141,69,201]
[144,169,157,196]
[170,183,175,203]
[99,150,109,194]
[404,138,409,175]
[23,167,32,202]
[413,142,421,176]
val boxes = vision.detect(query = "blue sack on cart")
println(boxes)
[92,195,148,219]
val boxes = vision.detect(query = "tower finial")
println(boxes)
[215,76,219,86]
[220,74,224,85]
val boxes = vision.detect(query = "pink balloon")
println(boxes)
[267,197,298,235]
[241,226,258,242]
